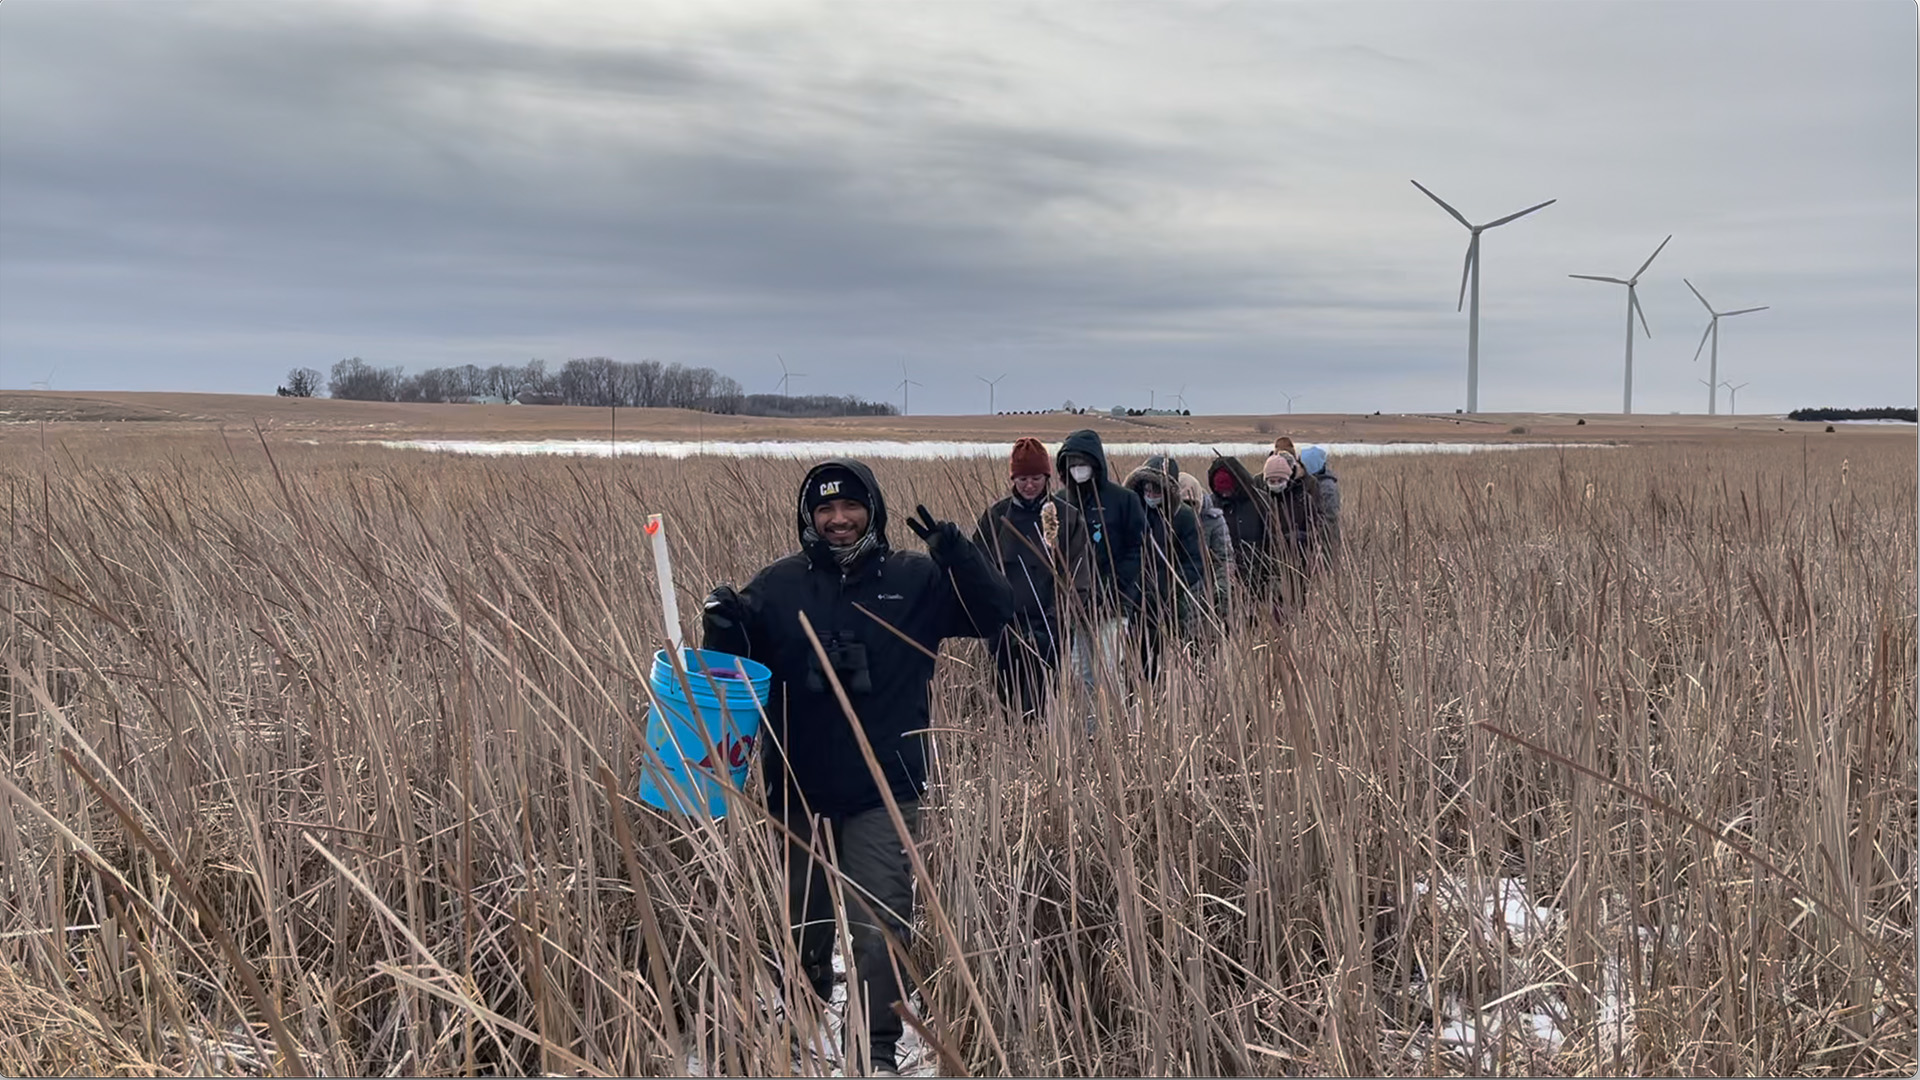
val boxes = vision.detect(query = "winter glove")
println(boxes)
[702,584,747,633]
[905,504,965,568]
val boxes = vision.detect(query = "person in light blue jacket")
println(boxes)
[1299,445,1342,560]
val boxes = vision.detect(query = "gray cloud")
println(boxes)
[1,1,1912,416]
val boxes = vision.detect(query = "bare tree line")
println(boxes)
[280,357,897,417]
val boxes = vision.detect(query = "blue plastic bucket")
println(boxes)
[637,648,772,818]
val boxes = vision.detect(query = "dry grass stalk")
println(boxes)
[0,434,1913,1076]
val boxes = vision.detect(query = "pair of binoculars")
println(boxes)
[805,634,873,695]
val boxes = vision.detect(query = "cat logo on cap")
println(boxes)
[818,480,843,498]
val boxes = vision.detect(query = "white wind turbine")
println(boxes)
[1684,279,1768,415]
[774,354,807,397]
[1412,180,1556,413]
[894,363,924,416]
[977,373,1006,415]
[1569,234,1671,414]
[1722,380,1750,415]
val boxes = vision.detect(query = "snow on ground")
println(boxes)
[686,950,936,1078]
[381,438,1606,460]
[1412,873,1641,1069]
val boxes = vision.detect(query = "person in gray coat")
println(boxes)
[1177,471,1233,622]
[1299,445,1342,561]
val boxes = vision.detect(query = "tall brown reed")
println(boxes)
[1,432,1913,1076]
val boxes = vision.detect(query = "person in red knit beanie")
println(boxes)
[969,438,1092,721]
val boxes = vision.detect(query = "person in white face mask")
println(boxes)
[1052,429,1146,718]
[1124,454,1205,682]
[1261,441,1323,612]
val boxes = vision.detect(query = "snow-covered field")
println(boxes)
[381,438,1605,460]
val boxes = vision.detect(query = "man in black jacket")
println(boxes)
[701,459,1012,1075]
[1054,429,1145,703]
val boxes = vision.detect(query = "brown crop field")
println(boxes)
[0,389,1900,449]
[0,395,1914,1076]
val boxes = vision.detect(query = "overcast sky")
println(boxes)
[2,1,1913,417]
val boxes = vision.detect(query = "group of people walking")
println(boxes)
[693,428,1340,1074]
[973,428,1342,718]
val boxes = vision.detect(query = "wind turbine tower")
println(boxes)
[978,373,1006,415]
[1570,234,1671,414]
[775,354,808,397]
[1684,279,1768,415]
[1723,380,1750,415]
[895,364,924,416]
[1412,180,1556,413]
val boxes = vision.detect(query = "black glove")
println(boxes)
[905,504,964,567]
[702,584,747,632]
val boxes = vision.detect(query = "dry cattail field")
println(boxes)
[1,422,1914,1076]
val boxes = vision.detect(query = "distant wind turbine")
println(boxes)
[1172,383,1189,412]
[1412,180,1557,414]
[977,373,1006,415]
[775,354,807,397]
[1684,279,1769,415]
[30,368,54,391]
[1570,234,1671,414]
[1281,391,1301,415]
[1723,380,1750,415]
[895,364,924,416]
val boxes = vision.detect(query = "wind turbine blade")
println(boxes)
[1483,198,1556,229]
[1631,234,1673,281]
[1569,274,1629,284]
[1411,180,1471,228]
[1631,288,1652,337]
[1691,319,1714,363]
[1683,278,1714,314]
[1722,305,1769,317]
[1456,238,1475,312]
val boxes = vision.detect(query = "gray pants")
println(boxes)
[780,801,920,1066]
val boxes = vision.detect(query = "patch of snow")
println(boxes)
[378,438,1609,461]
[684,947,936,1077]
[1416,873,1647,1066]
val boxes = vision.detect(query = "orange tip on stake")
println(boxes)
[645,519,661,536]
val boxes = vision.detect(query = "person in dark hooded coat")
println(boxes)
[1207,453,1279,600]
[701,459,1012,1075]
[1053,429,1146,702]
[1123,454,1204,680]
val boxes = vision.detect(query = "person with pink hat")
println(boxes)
[1261,439,1323,610]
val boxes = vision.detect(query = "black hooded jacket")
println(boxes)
[1052,429,1146,616]
[702,459,1014,817]
[1123,455,1204,615]
[1207,455,1277,586]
